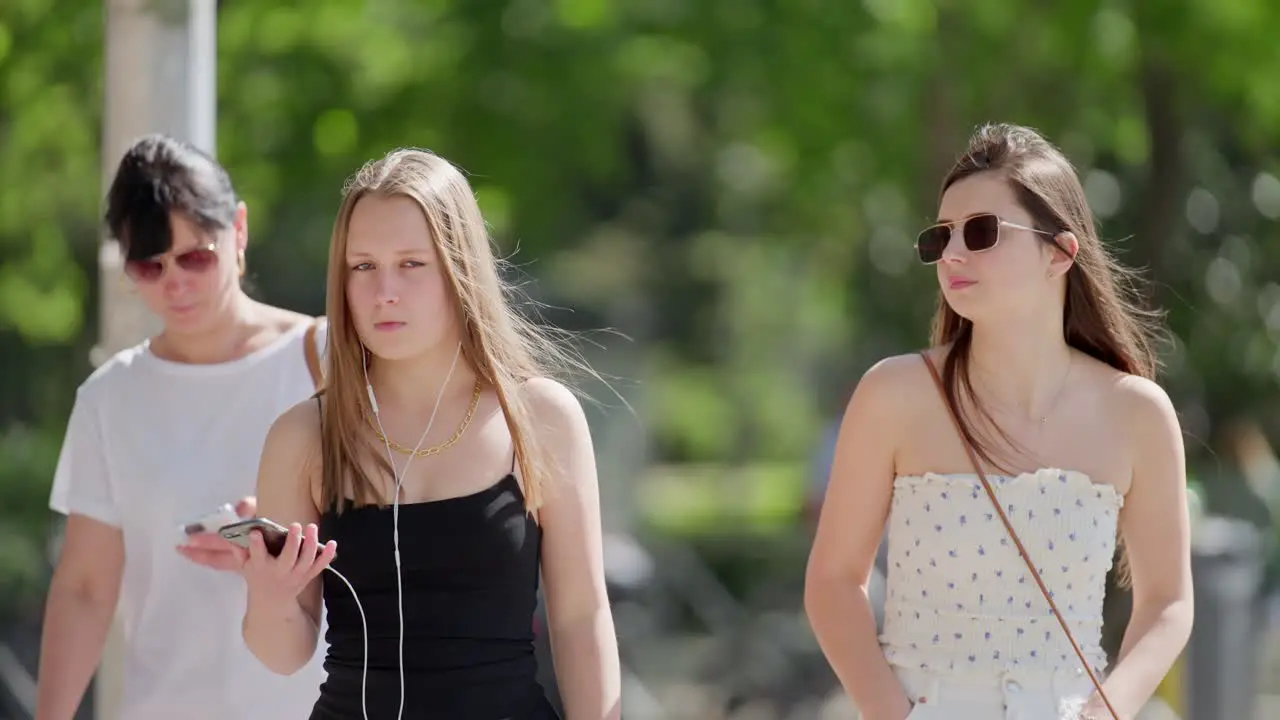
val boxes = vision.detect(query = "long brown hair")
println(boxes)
[318,148,586,514]
[930,124,1163,585]
[930,123,1163,470]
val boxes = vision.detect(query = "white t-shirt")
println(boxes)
[49,320,329,720]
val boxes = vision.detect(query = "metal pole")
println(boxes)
[94,1,216,718]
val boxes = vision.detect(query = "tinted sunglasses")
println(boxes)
[124,243,219,282]
[914,213,1058,265]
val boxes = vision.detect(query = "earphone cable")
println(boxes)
[359,343,462,720]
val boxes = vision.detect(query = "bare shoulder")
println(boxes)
[518,377,593,477]
[848,349,943,419]
[259,397,323,501]
[1076,353,1179,429]
[520,376,588,430]
[1112,372,1181,437]
[253,301,317,335]
[518,378,595,511]
[1080,360,1183,481]
[264,395,324,460]
[255,396,325,520]
[861,349,939,386]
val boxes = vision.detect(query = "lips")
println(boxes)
[948,278,977,290]
[374,321,405,331]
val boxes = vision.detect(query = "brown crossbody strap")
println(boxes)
[919,351,1118,719]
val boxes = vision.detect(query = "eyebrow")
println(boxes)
[345,248,430,259]
[934,212,991,224]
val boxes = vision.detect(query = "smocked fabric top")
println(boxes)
[879,468,1123,678]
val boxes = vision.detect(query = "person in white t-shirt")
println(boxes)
[35,134,329,720]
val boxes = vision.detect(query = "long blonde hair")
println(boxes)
[319,148,577,514]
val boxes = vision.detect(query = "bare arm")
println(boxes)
[35,516,124,720]
[530,379,622,720]
[804,357,914,720]
[241,399,334,675]
[1085,379,1194,719]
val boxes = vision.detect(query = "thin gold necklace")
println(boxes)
[972,355,1072,427]
[1035,356,1072,427]
[364,379,483,457]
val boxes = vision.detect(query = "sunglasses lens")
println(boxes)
[963,214,1000,252]
[124,247,218,282]
[916,214,1005,264]
[176,248,218,273]
[124,259,164,282]
[916,225,950,264]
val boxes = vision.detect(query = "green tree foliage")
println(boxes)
[1,0,1279,580]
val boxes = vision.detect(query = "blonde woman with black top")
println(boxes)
[234,149,622,720]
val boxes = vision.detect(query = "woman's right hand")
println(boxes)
[241,522,337,607]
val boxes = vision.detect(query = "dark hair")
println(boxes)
[930,123,1163,474]
[104,134,239,262]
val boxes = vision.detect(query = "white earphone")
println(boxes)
[325,342,463,720]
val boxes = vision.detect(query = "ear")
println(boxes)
[234,201,249,254]
[1048,231,1078,278]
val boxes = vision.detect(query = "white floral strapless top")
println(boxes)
[879,468,1123,677]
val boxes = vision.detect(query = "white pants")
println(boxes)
[895,665,1097,720]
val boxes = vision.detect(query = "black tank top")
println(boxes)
[310,403,558,719]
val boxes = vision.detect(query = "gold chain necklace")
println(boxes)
[364,379,483,457]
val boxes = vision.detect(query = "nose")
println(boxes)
[161,260,189,294]
[374,269,400,305]
[939,225,967,264]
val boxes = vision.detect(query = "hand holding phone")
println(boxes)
[176,500,255,572]
[233,518,337,605]
[181,503,241,537]
[218,518,291,557]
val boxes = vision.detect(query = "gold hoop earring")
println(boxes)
[237,250,246,278]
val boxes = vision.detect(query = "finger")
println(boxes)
[272,524,304,574]
[178,545,217,563]
[303,541,338,583]
[236,495,257,518]
[178,546,242,572]
[201,555,244,572]
[247,529,268,567]
[182,532,217,549]
[228,544,250,570]
[292,524,321,577]
[184,532,235,550]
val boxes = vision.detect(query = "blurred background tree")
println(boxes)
[2,0,1280,712]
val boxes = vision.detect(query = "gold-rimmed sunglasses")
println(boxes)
[914,213,1063,265]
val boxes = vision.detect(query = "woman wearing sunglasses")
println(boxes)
[805,123,1193,720]
[36,134,328,720]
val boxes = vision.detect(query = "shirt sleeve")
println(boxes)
[48,387,121,527]
[316,316,329,367]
